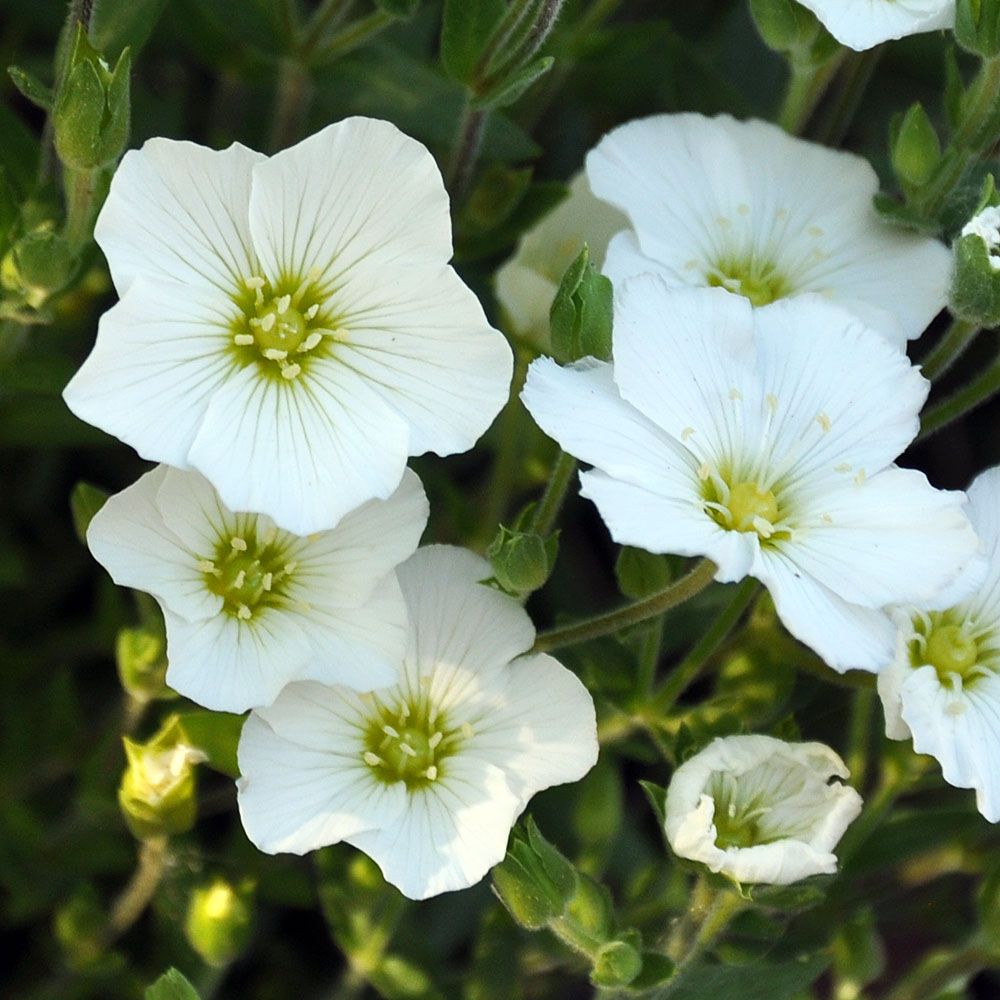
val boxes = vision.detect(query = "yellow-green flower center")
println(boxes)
[704,473,785,542]
[908,611,1000,701]
[362,700,472,790]
[925,624,978,679]
[200,528,295,621]
[707,258,790,307]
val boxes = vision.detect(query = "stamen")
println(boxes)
[383,725,400,739]
[234,333,254,346]
[233,570,246,589]
[196,559,217,573]
[681,426,695,441]
[428,732,443,749]
[262,348,288,361]
[425,766,438,781]
[283,562,297,575]
[245,276,266,290]
[262,572,273,591]
[260,312,277,333]
[835,463,852,474]
[299,331,323,353]
[304,304,320,320]
[816,412,831,432]
[399,743,417,758]
[281,363,302,380]
[275,294,292,315]
[236,604,252,621]
[854,469,867,486]
[461,722,474,740]
[231,536,248,552]
[752,516,775,539]
[398,703,410,720]
[363,751,383,767]
[697,462,712,481]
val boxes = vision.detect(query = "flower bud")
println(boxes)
[549,244,613,363]
[118,717,204,840]
[116,626,172,703]
[184,877,253,967]
[891,103,941,190]
[486,525,556,597]
[956,0,1000,57]
[53,25,131,172]
[53,885,105,970]
[950,203,1000,326]
[590,937,644,988]
[750,0,821,56]
[1,228,77,307]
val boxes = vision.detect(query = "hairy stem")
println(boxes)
[100,836,169,948]
[918,318,981,382]
[918,347,1000,441]
[269,58,313,151]
[446,102,488,205]
[528,450,578,537]
[777,52,845,135]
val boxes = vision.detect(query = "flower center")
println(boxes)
[706,258,789,307]
[708,771,776,850]
[231,274,334,381]
[361,700,472,789]
[925,624,978,679]
[703,473,785,541]
[199,529,295,622]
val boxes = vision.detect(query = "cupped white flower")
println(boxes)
[664,735,863,886]
[796,0,954,50]
[64,118,513,535]
[87,465,429,712]
[878,466,1000,821]
[522,280,980,672]
[236,545,598,900]
[586,113,950,346]
[495,173,627,350]
[961,205,1000,271]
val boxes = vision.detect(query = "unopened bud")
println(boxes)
[550,245,613,363]
[184,877,253,967]
[891,103,941,189]
[591,937,643,988]
[750,0,821,55]
[486,525,556,597]
[956,0,1000,57]
[1,228,76,307]
[116,626,172,703]
[53,885,104,970]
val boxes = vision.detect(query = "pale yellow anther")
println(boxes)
[261,312,278,333]
[399,743,418,758]
[283,562,297,575]
[300,331,323,352]
[262,573,273,592]
[681,426,695,441]
[305,303,320,320]
[816,412,831,432]
[245,276,266,290]
[276,294,292,315]
[425,765,438,781]
[428,732,443,749]
[363,751,383,767]
[729,387,742,401]
[766,393,779,412]
[262,348,288,361]
[197,559,217,573]
[697,462,712,481]
[398,704,411,719]
[854,468,867,486]
[383,725,400,739]
[231,536,248,552]
[237,604,252,621]
[461,722,474,740]
[234,333,254,346]
[281,363,302,380]
[835,462,852,474]
[233,570,246,589]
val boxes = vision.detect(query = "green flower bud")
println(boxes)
[950,204,1000,326]
[53,885,105,970]
[184,877,253,967]
[116,626,173,703]
[1,228,77,308]
[118,717,203,840]
[891,103,941,190]
[956,0,1000,57]
[590,937,643,988]
[53,25,131,172]
[565,874,615,941]
[550,244,613,363]
[486,525,556,597]
[749,0,822,56]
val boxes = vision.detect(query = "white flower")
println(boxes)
[495,173,627,350]
[64,118,513,535]
[87,465,428,713]
[878,466,1000,821]
[961,205,1000,271]
[664,735,863,886]
[522,280,980,672]
[236,545,598,900]
[586,113,950,346]
[796,0,954,51]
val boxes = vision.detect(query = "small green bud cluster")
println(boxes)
[550,244,613,363]
[486,523,558,598]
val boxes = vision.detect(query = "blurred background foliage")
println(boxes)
[2,1,1000,998]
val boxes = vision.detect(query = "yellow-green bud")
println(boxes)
[891,104,941,190]
[590,938,643,988]
[565,874,614,940]
[118,717,203,840]
[1,228,77,308]
[486,525,556,597]
[550,244,613,363]
[116,626,173,703]
[184,878,253,967]
[52,25,131,172]
[956,0,1000,57]
[750,0,820,55]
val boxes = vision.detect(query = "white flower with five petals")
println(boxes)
[796,0,954,51]
[87,466,428,713]
[665,735,863,886]
[878,466,1000,821]
[586,113,950,346]
[522,279,979,672]
[64,118,513,535]
[236,545,598,900]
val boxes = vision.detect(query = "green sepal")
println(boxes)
[145,969,202,1000]
[7,66,54,111]
[441,0,505,84]
[891,103,941,190]
[485,524,556,597]
[956,0,1000,57]
[550,244,613,363]
[177,710,246,778]
[627,952,677,991]
[473,55,554,110]
[69,480,109,545]
[1,228,78,308]
[116,625,174,703]
[638,780,667,831]
[590,933,644,988]
[749,0,822,56]
[944,46,966,131]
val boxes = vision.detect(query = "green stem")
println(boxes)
[100,835,169,948]
[919,318,981,382]
[311,10,396,65]
[476,0,536,79]
[447,101,488,205]
[533,558,717,653]
[836,765,905,867]
[649,579,760,714]
[917,346,1000,441]
[845,688,874,790]
[664,882,745,986]
[549,914,603,960]
[814,47,883,146]
[528,450,578,537]
[269,58,313,152]
[777,53,845,135]
[301,0,355,56]
[885,941,997,1000]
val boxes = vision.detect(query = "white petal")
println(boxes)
[346,755,521,900]
[579,470,757,583]
[963,466,1000,624]
[395,546,536,691]
[237,711,407,854]
[521,356,699,496]
[252,680,369,751]
[248,117,452,292]
[797,0,954,50]
[288,468,428,609]
[96,138,262,296]
[470,653,598,802]
[153,466,234,556]
[164,608,311,712]
[188,360,410,536]
[332,264,513,456]
[753,548,897,672]
[294,572,407,692]
[900,669,1000,822]
[86,466,222,622]
[62,279,236,469]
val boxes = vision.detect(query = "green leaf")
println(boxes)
[639,780,667,830]
[70,482,110,545]
[375,0,421,16]
[7,66,53,111]
[441,0,505,83]
[91,0,170,58]
[655,953,829,1000]
[145,968,202,1000]
[179,710,245,777]
[474,55,554,109]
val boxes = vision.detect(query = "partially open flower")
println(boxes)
[664,735,863,886]
[794,0,954,50]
